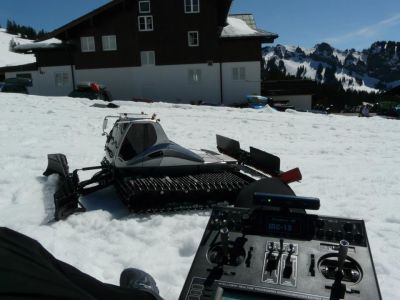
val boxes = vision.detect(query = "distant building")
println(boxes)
[262,80,316,110]
[384,85,400,98]
[2,0,278,105]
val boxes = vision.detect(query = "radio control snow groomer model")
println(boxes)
[44,113,302,220]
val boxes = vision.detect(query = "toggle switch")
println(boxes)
[282,244,294,279]
[309,254,315,277]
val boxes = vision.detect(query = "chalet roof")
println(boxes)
[229,14,257,29]
[45,0,125,40]
[221,16,278,43]
[384,85,400,96]
[262,80,317,96]
[0,63,38,73]
[46,0,234,40]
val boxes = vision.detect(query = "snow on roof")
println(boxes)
[14,38,63,52]
[0,29,35,68]
[221,17,258,37]
[229,14,257,30]
[221,16,278,41]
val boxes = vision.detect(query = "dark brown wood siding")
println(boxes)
[36,50,72,67]
[220,38,263,62]
[37,0,263,69]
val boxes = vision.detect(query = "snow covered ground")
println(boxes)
[0,93,399,299]
[0,29,35,67]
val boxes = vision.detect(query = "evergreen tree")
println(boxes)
[37,29,47,40]
[316,64,323,81]
[6,19,47,40]
[296,66,306,78]
[278,60,286,75]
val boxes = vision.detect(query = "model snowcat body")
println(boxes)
[44,113,302,220]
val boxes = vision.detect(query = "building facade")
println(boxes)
[5,0,278,105]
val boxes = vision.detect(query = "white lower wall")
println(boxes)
[221,61,261,105]
[272,95,312,111]
[74,64,222,104]
[5,65,74,96]
[5,61,261,106]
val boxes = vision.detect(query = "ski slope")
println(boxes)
[0,29,35,67]
[0,94,399,299]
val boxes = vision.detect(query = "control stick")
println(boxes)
[337,240,349,273]
[220,227,229,262]
[330,240,349,300]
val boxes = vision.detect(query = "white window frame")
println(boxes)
[188,31,199,47]
[232,67,246,81]
[139,0,151,13]
[188,69,202,84]
[54,72,69,88]
[141,51,156,65]
[80,36,95,53]
[138,16,154,32]
[102,35,117,51]
[185,0,200,14]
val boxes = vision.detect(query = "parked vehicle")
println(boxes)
[247,95,271,109]
[377,101,400,117]
[1,77,32,94]
[68,82,113,101]
[271,99,295,111]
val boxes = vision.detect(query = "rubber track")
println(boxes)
[115,171,251,212]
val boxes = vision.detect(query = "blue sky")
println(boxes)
[0,0,399,50]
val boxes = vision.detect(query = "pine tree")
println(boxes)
[278,60,286,75]
[5,19,47,40]
[296,66,306,78]
[316,64,323,82]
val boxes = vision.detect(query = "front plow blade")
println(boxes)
[43,154,85,220]
[43,154,70,177]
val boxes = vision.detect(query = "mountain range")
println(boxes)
[263,41,400,93]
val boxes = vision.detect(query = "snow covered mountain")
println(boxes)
[0,28,35,68]
[263,42,400,93]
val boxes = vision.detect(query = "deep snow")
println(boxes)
[0,94,399,299]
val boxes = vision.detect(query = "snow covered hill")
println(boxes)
[0,94,399,299]
[264,42,400,93]
[0,28,35,68]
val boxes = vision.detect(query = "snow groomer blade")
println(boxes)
[43,154,85,220]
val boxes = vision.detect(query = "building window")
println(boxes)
[102,35,117,51]
[232,67,246,80]
[138,16,154,31]
[81,36,95,52]
[141,51,155,65]
[185,0,200,13]
[55,72,69,87]
[188,69,201,83]
[188,31,199,47]
[139,0,151,13]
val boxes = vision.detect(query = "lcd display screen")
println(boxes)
[265,218,301,235]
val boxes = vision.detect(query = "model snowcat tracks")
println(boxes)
[115,171,252,212]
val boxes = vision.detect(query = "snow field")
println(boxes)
[0,93,399,299]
